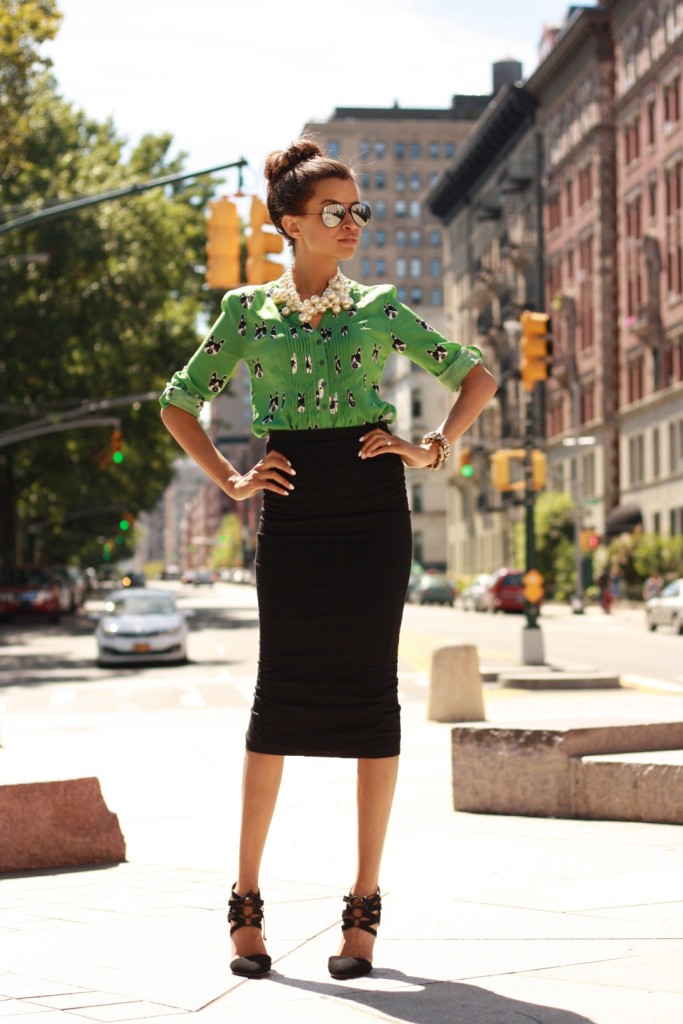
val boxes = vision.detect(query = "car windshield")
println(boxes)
[105,595,177,616]
[501,573,523,587]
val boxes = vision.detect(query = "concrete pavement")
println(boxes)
[1,651,683,1022]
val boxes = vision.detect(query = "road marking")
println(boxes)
[179,687,207,708]
[48,687,76,707]
[622,675,683,695]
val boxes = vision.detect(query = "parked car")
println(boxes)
[645,577,683,634]
[0,567,64,621]
[460,573,491,612]
[53,566,87,611]
[414,572,456,607]
[94,588,189,665]
[194,568,217,585]
[483,567,527,614]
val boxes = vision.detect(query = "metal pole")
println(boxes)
[523,394,538,629]
[571,370,585,613]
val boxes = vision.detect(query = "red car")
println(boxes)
[0,567,64,621]
[484,567,527,614]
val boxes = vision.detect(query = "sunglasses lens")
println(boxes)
[321,204,346,227]
[350,203,372,227]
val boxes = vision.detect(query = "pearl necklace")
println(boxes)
[271,264,353,322]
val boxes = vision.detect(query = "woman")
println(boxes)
[160,139,497,981]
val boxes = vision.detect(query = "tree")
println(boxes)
[513,491,576,599]
[0,45,223,567]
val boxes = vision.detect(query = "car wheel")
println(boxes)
[646,614,656,632]
[673,615,683,635]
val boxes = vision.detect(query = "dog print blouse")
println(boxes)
[160,281,483,436]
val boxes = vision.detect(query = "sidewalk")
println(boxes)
[1,673,683,1023]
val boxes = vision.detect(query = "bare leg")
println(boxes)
[337,755,399,961]
[232,751,284,959]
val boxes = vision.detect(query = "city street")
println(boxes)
[1,583,682,722]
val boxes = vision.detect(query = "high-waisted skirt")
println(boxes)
[245,423,412,758]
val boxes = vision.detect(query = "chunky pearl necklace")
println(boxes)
[271,264,353,322]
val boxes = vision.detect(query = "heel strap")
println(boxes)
[340,889,381,936]
[228,886,266,940]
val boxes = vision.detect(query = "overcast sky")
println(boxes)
[43,0,583,197]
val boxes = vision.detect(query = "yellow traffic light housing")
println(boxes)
[458,445,474,478]
[519,310,551,392]
[489,449,547,492]
[246,197,284,285]
[111,429,124,465]
[523,568,544,605]
[206,197,240,291]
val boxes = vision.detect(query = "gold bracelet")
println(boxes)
[421,431,451,471]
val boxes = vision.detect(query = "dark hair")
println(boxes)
[264,138,355,249]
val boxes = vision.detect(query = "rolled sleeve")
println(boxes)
[382,287,483,391]
[159,293,244,418]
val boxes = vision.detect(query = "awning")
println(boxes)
[605,504,643,539]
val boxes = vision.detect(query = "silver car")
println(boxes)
[645,578,683,634]
[95,589,189,665]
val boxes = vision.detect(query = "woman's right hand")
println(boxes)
[224,452,296,501]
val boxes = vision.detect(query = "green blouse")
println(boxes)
[159,280,482,436]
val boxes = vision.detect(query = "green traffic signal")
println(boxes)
[461,463,474,478]
[119,519,130,531]
[112,450,124,464]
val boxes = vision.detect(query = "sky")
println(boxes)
[43,0,584,199]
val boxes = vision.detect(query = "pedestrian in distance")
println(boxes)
[643,572,663,601]
[159,138,497,981]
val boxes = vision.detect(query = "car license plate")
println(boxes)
[133,643,150,653]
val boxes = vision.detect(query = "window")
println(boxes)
[360,258,371,276]
[664,76,681,128]
[395,229,407,248]
[411,389,423,418]
[409,200,421,218]
[649,176,658,219]
[396,172,406,191]
[580,381,595,424]
[429,230,441,246]
[624,116,641,165]
[396,258,407,278]
[360,232,371,249]
[360,140,370,157]
[583,452,596,498]
[565,178,574,218]
[412,484,424,513]
[376,258,387,276]
[409,141,421,158]
[627,354,645,402]
[444,143,455,158]
[328,140,340,158]
[629,434,646,485]
[430,259,442,276]
[578,164,593,205]
[566,247,574,282]
[397,285,408,302]
[375,140,386,158]
[654,511,662,534]
[360,172,371,189]
[429,141,439,158]
[430,287,443,305]
[375,229,386,247]
[395,141,405,159]
[625,195,643,315]
[547,193,561,232]
[411,286,423,304]
[429,172,440,185]
[413,532,424,562]
[410,172,421,192]
[647,99,656,146]
[395,200,407,218]
[409,258,422,278]
[579,236,594,350]
[409,229,421,248]
[375,172,386,189]
[375,200,387,219]
[654,427,661,479]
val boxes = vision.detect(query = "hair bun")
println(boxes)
[264,139,323,182]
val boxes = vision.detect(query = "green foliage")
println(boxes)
[0,17,225,568]
[208,514,243,569]
[513,491,576,596]
[609,531,683,591]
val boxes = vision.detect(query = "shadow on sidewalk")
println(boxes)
[268,968,595,1023]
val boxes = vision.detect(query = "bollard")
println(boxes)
[427,644,486,722]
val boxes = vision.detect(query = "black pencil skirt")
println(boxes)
[245,423,412,758]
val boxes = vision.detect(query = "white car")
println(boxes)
[95,588,189,665]
[645,578,683,634]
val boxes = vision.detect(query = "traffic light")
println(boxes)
[458,446,474,478]
[119,512,134,532]
[523,568,544,605]
[246,197,284,285]
[111,429,124,465]
[519,311,551,392]
[489,449,547,492]
[206,197,240,291]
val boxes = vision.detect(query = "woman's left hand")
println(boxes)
[358,429,437,469]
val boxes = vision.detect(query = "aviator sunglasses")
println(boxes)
[300,202,372,229]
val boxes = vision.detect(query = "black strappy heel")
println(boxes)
[227,884,271,978]
[328,889,381,980]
